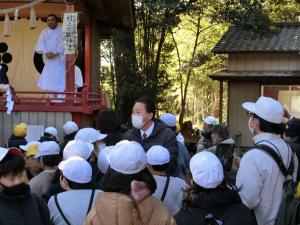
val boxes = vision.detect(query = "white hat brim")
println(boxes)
[96,133,107,141]
[19,145,28,151]
[242,102,257,114]
[0,148,9,161]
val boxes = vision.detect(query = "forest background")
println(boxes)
[99,0,300,128]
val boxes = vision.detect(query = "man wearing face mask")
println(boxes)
[0,147,51,225]
[124,96,178,174]
[236,96,298,225]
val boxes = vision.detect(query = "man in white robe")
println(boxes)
[35,14,65,94]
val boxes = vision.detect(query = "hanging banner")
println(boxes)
[62,12,78,54]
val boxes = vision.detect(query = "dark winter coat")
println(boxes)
[6,135,27,148]
[123,119,178,174]
[175,184,257,225]
[0,185,51,225]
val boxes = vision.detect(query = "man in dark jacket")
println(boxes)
[0,147,51,225]
[123,96,178,174]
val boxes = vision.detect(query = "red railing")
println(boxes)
[0,87,107,114]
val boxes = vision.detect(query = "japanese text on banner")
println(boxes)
[62,12,78,54]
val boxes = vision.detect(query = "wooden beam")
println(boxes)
[84,23,91,88]
[0,2,65,19]
[219,81,223,124]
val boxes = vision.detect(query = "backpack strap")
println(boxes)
[86,189,95,215]
[161,176,170,201]
[54,195,71,225]
[256,144,290,177]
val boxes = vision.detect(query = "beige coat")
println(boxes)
[85,192,176,225]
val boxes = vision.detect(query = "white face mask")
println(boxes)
[248,117,255,135]
[132,114,145,129]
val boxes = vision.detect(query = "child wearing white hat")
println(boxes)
[59,121,79,155]
[74,128,108,184]
[196,115,217,152]
[48,156,101,225]
[146,145,188,216]
[20,141,42,180]
[29,141,62,198]
[74,128,107,158]
[85,140,176,225]
[175,151,256,225]
[39,126,59,143]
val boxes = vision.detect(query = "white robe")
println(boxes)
[35,27,65,92]
[75,65,83,90]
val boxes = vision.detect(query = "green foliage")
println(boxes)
[211,0,271,32]
[99,0,300,126]
[134,0,199,103]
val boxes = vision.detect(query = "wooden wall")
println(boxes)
[0,112,72,147]
[228,53,300,71]
[228,82,260,147]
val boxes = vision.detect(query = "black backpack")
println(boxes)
[257,144,300,225]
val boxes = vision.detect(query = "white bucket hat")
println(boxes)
[190,151,224,189]
[242,96,284,124]
[58,156,92,184]
[146,145,170,165]
[63,140,94,160]
[107,140,147,174]
[74,128,107,144]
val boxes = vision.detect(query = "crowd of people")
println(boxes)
[1,95,300,225]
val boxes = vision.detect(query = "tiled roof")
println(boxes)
[212,22,300,53]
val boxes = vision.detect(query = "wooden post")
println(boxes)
[219,80,223,124]
[84,24,91,89]
[65,2,75,104]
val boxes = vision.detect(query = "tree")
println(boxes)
[135,0,198,103]
[112,29,143,124]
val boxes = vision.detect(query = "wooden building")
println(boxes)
[0,0,134,145]
[210,22,300,147]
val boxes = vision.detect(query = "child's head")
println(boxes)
[58,156,93,190]
[20,142,42,172]
[35,141,61,168]
[43,127,59,142]
[146,145,170,174]
[0,147,25,187]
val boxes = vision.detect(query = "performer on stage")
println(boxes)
[35,14,65,97]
